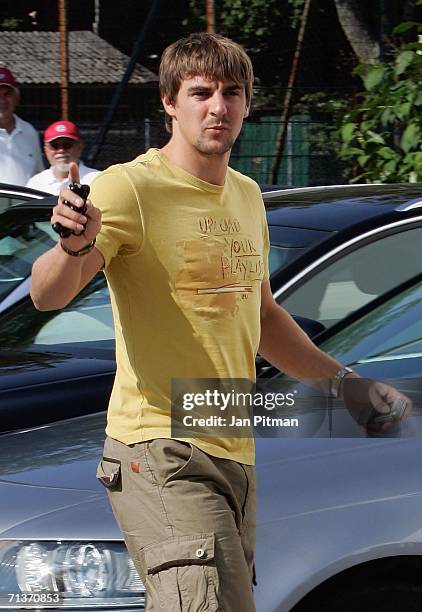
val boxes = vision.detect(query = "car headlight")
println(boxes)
[0,540,145,609]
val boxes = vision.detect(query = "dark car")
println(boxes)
[1,183,421,431]
[0,275,115,431]
[1,182,422,321]
[2,274,422,611]
[267,183,422,332]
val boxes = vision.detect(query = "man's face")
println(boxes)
[0,85,18,127]
[162,76,249,156]
[44,137,83,172]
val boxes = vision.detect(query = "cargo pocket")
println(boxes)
[96,456,121,491]
[142,533,218,611]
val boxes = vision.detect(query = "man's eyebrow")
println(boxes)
[187,85,213,93]
[186,83,242,93]
[223,84,242,91]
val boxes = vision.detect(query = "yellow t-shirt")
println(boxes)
[91,148,269,465]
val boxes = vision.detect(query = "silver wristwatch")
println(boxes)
[330,366,354,398]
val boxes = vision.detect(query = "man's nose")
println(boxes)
[209,92,228,116]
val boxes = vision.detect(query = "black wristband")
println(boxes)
[60,238,96,257]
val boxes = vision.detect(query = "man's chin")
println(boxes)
[195,139,234,156]
[55,163,70,174]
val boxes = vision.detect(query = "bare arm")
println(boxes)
[31,163,104,311]
[259,280,343,393]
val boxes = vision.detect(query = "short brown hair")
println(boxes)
[159,32,254,133]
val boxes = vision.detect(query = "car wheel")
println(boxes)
[293,582,422,611]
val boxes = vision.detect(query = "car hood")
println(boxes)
[0,412,118,539]
[0,411,107,487]
[0,347,115,386]
[255,437,422,524]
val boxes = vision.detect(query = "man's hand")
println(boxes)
[341,377,412,434]
[51,162,101,251]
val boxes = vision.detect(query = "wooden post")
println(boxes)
[206,0,215,33]
[269,0,311,184]
[58,0,69,119]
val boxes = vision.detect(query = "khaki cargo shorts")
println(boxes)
[97,436,257,611]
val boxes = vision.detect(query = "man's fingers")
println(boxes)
[58,186,85,209]
[51,206,86,234]
[54,202,87,223]
[369,382,398,414]
[68,161,80,184]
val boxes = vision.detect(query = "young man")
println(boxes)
[0,67,44,185]
[31,33,410,611]
[26,120,99,194]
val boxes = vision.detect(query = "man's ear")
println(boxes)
[244,105,250,119]
[161,95,176,119]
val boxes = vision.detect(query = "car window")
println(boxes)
[0,275,114,349]
[0,194,35,213]
[269,245,293,274]
[268,225,330,276]
[319,279,422,367]
[0,219,55,301]
[277,225,421,328]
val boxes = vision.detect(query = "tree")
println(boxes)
[333,0,380,62]
[333,0,421,63]
[339,18,422,182]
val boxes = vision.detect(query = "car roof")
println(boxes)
[264,183,422,231]
[0,183,53,199]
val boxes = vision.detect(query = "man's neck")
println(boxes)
[161,139,229,186]
[0,114,16,134]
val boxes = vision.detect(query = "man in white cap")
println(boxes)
[0,67,44,185]
[26,120,99,195]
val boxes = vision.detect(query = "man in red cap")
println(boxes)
[26,120,99,195]
[0,67,44,185]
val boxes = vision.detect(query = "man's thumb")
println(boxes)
[68,162,80,184]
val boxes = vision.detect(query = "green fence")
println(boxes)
[231,115,310,186]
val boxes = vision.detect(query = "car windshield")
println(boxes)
[0,214,55,302]
[0,275,114,350]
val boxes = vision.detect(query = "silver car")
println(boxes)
[1,273,422,611]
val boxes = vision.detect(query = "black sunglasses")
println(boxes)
[47,139,76,150]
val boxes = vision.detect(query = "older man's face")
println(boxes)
[0,85,18,128]
[44,137,83,173]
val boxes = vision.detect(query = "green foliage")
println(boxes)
[287,0,307,29]
[0,17,22,29]
[291,91,352,182]
[184,0,283,48]
[184,0,301,37]
[339,22,422,183]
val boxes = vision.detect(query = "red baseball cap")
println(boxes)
[0,67,18,91]
[44,120,81,143]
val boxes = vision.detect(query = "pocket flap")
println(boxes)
[144,533,215,575]
[96,456,121,488]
